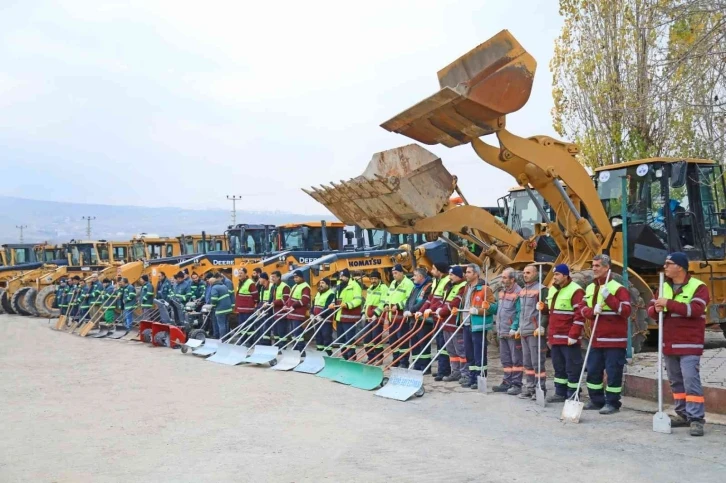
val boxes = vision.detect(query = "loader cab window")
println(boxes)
[165,244,174,257]
[114,246,129,263]
[132,242,146,260]
[184,239,195,254]
[686,164,726,259]
[12,248,32,264]
[97,245,110,263]
[507,190,543,238]
[280,228,304,251]
[70,245,98,265]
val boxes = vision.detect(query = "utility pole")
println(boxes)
[82,216,96,239]
[16,225,28,243]
[226,195,242,226]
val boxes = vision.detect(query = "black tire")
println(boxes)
[181,346,189,354]
[269,358,277,367]
[0,288,5,314]
[23,288,39,317]
[381,376,389,386]
[35,285,60,318]
[189,328,206,342]
[415,386,425,397]
[11,288,33,316]
[1,289,15,314]
[721,323,726,341]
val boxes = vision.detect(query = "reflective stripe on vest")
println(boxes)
[661,277,706,314]
[585,279,623,310]
[238,279,254,295]
[291,282,310,300]
[274,283,286,300]
[445,281,467,302]
[547,281,580,312]
[433,275,450,298]
[314,289,333,308]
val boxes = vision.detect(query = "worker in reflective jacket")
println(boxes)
[235,267,259,334]
[647,252,710,437]
[270,270,291,345]
[156,272,172,302]
[285,270,311,351]
[189,272,205,301]
[492,268,523,395]
[56,278,68,313]
[209,275,233,338]
[403,267,433,371]
[516,264,549,400]
[101,278,117,326]
[313,277,336,354]
[67,276,82,318]
[330,268,363,360]
[255,273,273,344]
[435,266,469,383]
[363,270,387,359]
[418,262,452,380]
[89,274,103,316]
[384,264,415,367]
[120,278,137,330]
[545,264,586,402]
[460,264,496,390]
[171,271,191,306]
[139,275,155,319]
[580,254,632,415]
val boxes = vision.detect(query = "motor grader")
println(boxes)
[373,28,726,349]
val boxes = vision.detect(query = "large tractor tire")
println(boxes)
[35,285,60,318]
[570,269,648,354]
[11,287,34,316]
[1,289,16,314]
[0,288,4,314]
[23,288,40,317]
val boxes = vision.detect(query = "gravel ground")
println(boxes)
[1,314,725,483]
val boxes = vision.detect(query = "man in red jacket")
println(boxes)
[580,254,632,415]
[285,270,311,351]
[235,267,259,334]
[647,252,710,436]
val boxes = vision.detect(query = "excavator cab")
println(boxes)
[68,241,108,266]
[596,159,726,271]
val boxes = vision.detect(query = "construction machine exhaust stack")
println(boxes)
[303,144,456,229]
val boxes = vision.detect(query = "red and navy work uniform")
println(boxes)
[313,289,337,354]
[547,280,586,398]
[235,277,259,331]
[581,277,632,409]
[647,275,709,423]
[419,275,453,376]
[285,281,311,351]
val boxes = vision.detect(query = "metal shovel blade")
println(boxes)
[294,349,326,374]
[240,345,279,365]
[375,368,424,402]
[535,385,546,408]
[477,374,487,394]
[653,412,672,434]
[348,364,384,391]
[317,356,346,380]
[330,360,365,385]
[192,339,220,357]
[271,349,301,371]
[183,338,204,350]
[206,343,241,364]
[560,399,584,423]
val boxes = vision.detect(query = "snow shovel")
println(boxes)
[478,263,490,394]
[203,306,277,363]
[561,270,611,423]
[273,308,341,371]
[293,309,342,373]
[317,318,375,380]
[54,288,81,330]
[653,272,672,434]
[376,312,466,401]
[236,308,294,365]
[193,306,268,357]
[535,265,546,407]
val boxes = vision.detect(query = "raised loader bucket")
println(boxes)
[303,144,455,229]
[294,349,326,374]
[375,368,424,401]
[380,30,536,147]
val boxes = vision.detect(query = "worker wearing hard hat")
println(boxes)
[647,252,710,437]
[492,267,523,395]
[545,264,586,403]
[286,270,311,351]
[580,254,632,415]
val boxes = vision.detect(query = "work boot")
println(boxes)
[547,394,567,403]
[669,414,690,428]
[470,383,478,390]
[442,371,461,382]
[518,389,534,399]
[461,380,472,388]
[507,386,522,396]
[492,383,511,393]
[583,401,603,410]
[689,421,705,437]
[434,374,445,382]
[599,404,619,415]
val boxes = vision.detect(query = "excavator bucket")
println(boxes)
[380,29,536,147]
[303,144,455,229]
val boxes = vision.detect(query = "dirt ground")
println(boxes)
[2,315,726,483]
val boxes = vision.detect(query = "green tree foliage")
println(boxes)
[551,0,725,169]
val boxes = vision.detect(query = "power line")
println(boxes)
[82,216,96,239]
[226,195,242,226]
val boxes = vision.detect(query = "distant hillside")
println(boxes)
[0,196,334,243]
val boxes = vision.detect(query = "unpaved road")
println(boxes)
[1,315,725,483]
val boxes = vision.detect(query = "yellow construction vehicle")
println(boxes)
[273,221,349,252]
[373,28,726,348]
[178,233,229,255]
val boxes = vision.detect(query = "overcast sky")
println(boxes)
[0,0,563,215]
